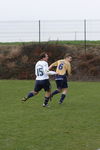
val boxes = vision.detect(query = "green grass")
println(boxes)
[0,40,100,46]
[0,80,100,150]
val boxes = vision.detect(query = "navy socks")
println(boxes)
[44,97,49,105]
[51,90,60,97]
[27,92,34,99]
[59,94,66,103]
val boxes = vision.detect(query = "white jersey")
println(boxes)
[35,60,56,80]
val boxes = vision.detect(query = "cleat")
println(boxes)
[21,97,27,102]
[43,103,49,107]
[58,101,63,104]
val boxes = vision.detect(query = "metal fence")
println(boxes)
[0,20,100,42]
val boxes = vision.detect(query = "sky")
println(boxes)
[0,0,100,21]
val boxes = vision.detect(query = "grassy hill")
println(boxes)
[0,42,100,80]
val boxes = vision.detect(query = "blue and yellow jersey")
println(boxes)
[50,59,71,76]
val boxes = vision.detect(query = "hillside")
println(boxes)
[0,43,100,80]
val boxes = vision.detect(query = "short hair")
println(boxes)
[39,52,47,59]
[64,53,71,59]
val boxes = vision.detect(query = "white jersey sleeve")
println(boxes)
[43,63,56,75]
[45,70,57,75]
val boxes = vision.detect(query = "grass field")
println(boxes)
[0,40,100,45]
[0,80,100,150]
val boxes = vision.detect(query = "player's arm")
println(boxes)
[49,61,58,70]
[44,63,57,75]
[67,63,72,76]
[46,70,57,75]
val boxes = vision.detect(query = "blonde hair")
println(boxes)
[64,53,71,59]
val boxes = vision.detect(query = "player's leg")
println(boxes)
[50,89,61,97]
[42,79,51,107]
[59,88,67,104]
[21,80,41,101]
[21,90,38,101]
[43,90,51,107]
[50,80,61,98]
[58,77,68,104]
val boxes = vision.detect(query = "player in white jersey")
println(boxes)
[35,59,54,80]
[21,52,56,107]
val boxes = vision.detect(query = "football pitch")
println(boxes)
[0,80,100,150]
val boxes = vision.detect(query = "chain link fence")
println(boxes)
[0,20,100,43]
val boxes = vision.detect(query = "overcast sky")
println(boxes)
[0,0,100,21]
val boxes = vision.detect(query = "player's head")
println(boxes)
[64,54,72,62]
[39,52,49,62]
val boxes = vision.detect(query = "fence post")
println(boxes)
[39,20,41,43]
[75,32,77,41]
[84,19,87,55]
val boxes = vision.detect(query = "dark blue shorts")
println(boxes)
[55,74,68,89]
[34,79,51,92]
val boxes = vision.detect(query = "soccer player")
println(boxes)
[49,54,72,104]
[21,52,57,107]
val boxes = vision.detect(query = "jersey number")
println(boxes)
[37,68,44,76]
[58,63,63,70]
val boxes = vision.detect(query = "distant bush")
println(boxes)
[0,43,100,80]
